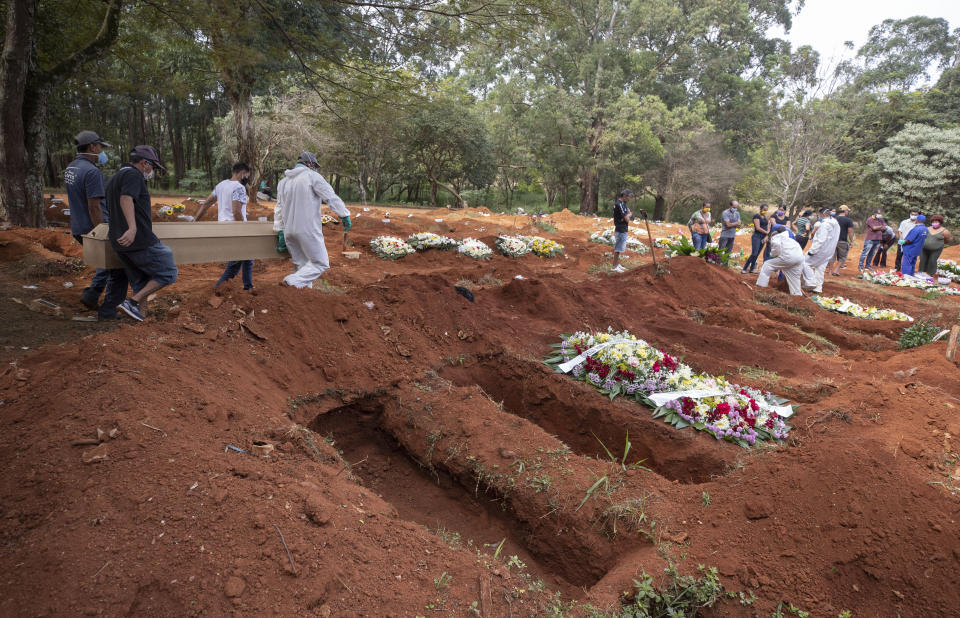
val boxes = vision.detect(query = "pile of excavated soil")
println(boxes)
[1,206,960,616]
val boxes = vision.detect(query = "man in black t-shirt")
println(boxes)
[829,205,856,276]
[105,145,178,322]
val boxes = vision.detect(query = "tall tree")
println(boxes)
[0,0,122,226]
[471,0,794,215]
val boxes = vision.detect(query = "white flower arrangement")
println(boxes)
[495,235,530,258]
[812,296,913,321]
[457,238,493,260]
[407,232,459,251]
[370,236,416,260]
[588,228,650,253]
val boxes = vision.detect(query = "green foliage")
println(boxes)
[898,321,941,350]
[622,564,722,617]
[875,123,960,217]
[666,235,734,267]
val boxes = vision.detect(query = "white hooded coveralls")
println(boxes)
[756,232,804,295]
[273,165,350,289]
[801,217,840,293]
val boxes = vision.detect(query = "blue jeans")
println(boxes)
[217,260,253,289]
[742,234,764,272]
[858,239,882,270]
[613,231,628,253]
[117,242,178,294]
[691,233,708,250]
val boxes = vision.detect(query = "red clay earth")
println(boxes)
[1,206,959,616]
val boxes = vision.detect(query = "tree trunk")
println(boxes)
[653,194,666,221]
[226,83,258,204]
[578,167,598,216]
[0,0,42,225]
[430,179,439,206]
[432,175,466,208]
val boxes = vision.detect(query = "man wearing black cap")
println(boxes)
[104,145,178,322]
[65,130,127,320]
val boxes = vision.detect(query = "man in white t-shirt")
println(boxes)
[195,163,254,290]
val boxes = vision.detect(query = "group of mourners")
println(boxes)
[64,130,351,322]
[682,200,952,296]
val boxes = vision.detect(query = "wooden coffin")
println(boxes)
[82,222,284,269]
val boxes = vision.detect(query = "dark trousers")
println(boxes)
[717,236,735,253]
[919,247,943,277]
[872,242,892,267]
[742,234,764,272]
[84,269,128,319]
[217,260,253,289]
[895,245,904,270]
[74,235,127,318]
[796,235,809,250]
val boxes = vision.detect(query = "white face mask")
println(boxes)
[143,169,154,181]
[909,214,917,221]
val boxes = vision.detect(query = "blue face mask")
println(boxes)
[97,151,108,165]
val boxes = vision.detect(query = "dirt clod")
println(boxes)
[224,576,246,598]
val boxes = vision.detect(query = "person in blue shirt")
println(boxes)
[899,214,928,276]
[64,130,127,321]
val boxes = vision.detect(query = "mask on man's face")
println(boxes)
[97,151,108,165]
[909,214,918,221]
[830,211,836,217]
[143,169,154,181]
[239,176,249,185]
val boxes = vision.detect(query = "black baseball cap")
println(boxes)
[618,188,634,197]
[74,130,111,148]
[298,151,319,167]
[130,145,166,171]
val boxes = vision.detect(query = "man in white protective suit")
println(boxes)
[273,152,351,288]
[756,224,804,295]
[801,208,840,294]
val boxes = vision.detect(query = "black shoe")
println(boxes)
[118,299,144,322]
[80,295,99,310]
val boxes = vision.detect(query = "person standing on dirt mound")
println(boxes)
[611,189,634,273]
[194,162,256,293]
[899,214,928,276]
[64,130,127,321]
[273,151,351,288]
[756,225,803,295]
[105,145,178,322]
[895,208,920,271]
[718,201,741,253]
[801,208,840,294]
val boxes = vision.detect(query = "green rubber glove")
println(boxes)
[276,230,287,253]
[341,216,352,231]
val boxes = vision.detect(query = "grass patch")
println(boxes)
[624,564,722,616]
[899,320,941,350]
[534,220,557,233]
[755,292,814,317]
[920,289,942,300]
[311,279,345,295]
[454,273,503,290]
[736,365,781,388]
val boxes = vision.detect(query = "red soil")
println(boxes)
[1,207,959,616]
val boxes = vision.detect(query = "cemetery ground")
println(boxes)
[1,202,960,616]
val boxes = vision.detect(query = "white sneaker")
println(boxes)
[612,265,626,273]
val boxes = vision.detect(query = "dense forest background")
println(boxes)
[1,0,959,226]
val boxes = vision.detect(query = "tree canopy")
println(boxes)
[1,3,959,225]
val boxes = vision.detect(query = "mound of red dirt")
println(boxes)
[1,213,959,616]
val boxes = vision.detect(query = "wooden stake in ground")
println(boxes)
[946,325,960,364]
[641,212,658,267]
